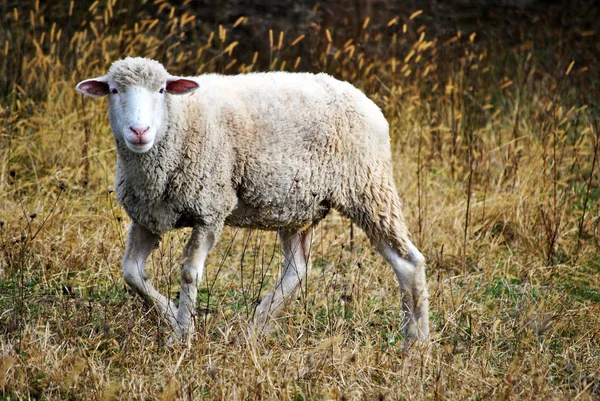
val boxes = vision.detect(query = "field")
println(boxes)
[1,1,599,399]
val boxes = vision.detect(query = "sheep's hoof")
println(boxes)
[402,335,429,351]
[251,310,278,337]
[167,332,190,347]
[166,323,194,346]
[154,302,179,329]
[166,334,180,346]
[402,321,430,351]
[252,314,267,334]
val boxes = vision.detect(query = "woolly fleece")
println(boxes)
[109,58,410,254]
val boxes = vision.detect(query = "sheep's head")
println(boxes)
[76,57,199,153]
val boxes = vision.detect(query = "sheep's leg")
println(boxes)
[173,226,219,342]
[253,227,313,332]
[378,239,430,347]
[122,222,178,327]
[335,170,430,347]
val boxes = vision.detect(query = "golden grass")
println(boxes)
[1,2,599,400]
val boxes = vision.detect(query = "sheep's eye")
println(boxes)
[159,88,165,94]
[110,88,118,95]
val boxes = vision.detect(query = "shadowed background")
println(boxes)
[1,1,599,399]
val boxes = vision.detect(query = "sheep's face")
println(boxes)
[76,58,199,153]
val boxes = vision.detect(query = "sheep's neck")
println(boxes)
[114,108,188,229]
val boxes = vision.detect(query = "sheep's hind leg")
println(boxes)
[253,227,313,333]
[172,225,220,343]
[122,222,178,327]
[338,175,430,347]
[378,239,430,347]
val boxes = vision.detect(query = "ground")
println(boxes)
[0,1,599,400]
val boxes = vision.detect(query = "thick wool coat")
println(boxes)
[108,58,409,254]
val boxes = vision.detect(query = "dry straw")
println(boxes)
[0,2,599,400]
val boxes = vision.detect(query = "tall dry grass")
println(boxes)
[1,1,599,400]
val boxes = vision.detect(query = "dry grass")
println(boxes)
[1,1,599,400]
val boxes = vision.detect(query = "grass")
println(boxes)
[1,1,600,400]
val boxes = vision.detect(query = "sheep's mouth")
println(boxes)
[125,139,155,153]
[123,128,155,153]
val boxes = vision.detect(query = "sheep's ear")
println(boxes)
[166,78,199,95]
[76,77,110,98]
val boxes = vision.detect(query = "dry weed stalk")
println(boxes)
[1,2,599,400]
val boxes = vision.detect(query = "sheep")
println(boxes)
[76,57,430,347]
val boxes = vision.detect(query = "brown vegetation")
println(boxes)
[1,1,599,399]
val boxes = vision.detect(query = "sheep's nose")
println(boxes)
[130,126,150,138]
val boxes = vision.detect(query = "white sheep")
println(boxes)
[76,57,429,346]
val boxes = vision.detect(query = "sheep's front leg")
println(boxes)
[123,222,178,327]
[173,225,220,342]
[253,227,313,332]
